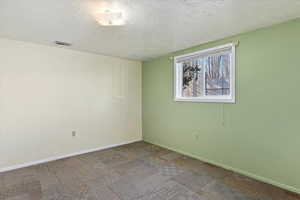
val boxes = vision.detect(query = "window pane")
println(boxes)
[204,52,231,96]
[175,44,235,102]
[182,58,204,97]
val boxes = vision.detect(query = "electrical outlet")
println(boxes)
[194,130,202,141]
[193,131,200,141]
[72,131,76,137]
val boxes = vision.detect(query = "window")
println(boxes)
[174,43,236,103]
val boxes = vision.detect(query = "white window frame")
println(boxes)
[174,43,236,103]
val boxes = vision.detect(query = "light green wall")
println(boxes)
[142,18,300,193]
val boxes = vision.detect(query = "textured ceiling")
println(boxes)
[1,0,300,60]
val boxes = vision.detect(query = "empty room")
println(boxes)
[0,0,300,199]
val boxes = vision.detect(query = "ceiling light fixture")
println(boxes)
[96,9,125,26]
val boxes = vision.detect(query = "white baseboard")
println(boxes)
[0,139,142,173]
[144,139,300,195]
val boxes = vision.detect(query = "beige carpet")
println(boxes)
[0,142,299,200]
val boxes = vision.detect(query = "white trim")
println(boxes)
[145,139,300,195]
[231,43,236,103]
[174,97,235,103]
[174,43,235,62]
[0,139,141,173]
[174,43,236,103]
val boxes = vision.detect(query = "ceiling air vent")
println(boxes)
[54,41,72,46]
[183,0,224,5]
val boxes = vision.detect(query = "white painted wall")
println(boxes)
[0,38,142,169]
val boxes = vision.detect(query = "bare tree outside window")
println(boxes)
[174,43,235,103]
